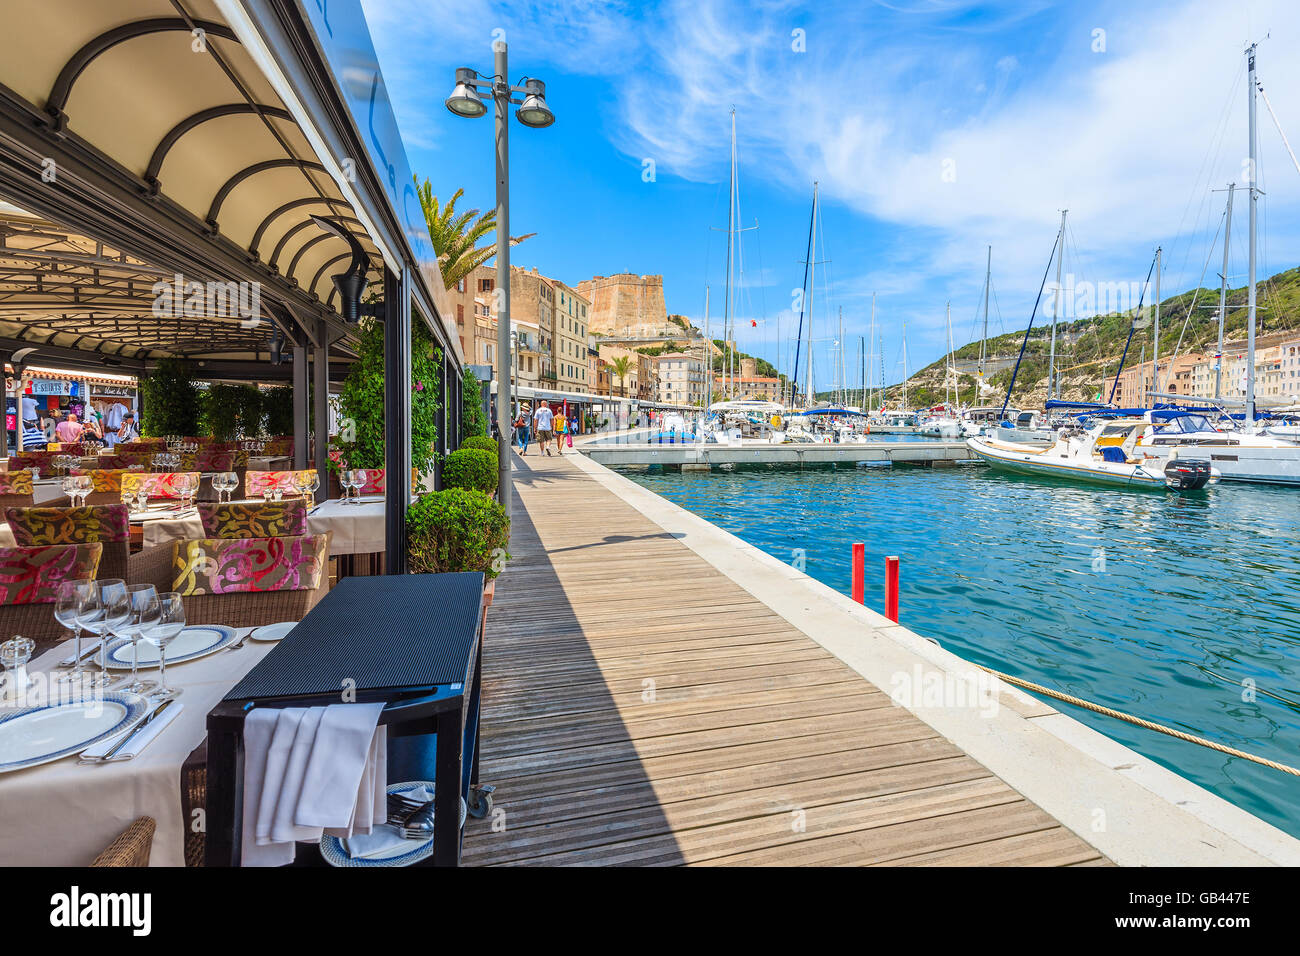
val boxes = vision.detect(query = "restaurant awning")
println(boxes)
[0,0,466,571]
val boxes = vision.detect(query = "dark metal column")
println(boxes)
[312,319,331,501]
[292,337,309,470]
[383,266,411,574]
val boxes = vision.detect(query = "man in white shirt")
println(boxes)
[532,402,554,457]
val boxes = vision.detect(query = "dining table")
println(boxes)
[141,495,390,555]
[0,627,279,866]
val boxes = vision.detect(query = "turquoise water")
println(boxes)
[622,463,1300,838]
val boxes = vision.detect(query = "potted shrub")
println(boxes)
[407,488,509,604]
[442,447,498,494]
[460,435,498,455]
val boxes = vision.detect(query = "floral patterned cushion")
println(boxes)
[197,499,308,539]
[246,470,316,497]
[263,439,294,457]
[54,442,86,455]
[171,534,326,595]
[0,471,34,495]
[5,504,131,545]
[0,543,103,606]
[69,469,136,492]
[8,452,56,472]
[120,471,201,499]
[180,450,235,472]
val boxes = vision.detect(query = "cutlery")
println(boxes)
[225,630,252,651]
[91,699,173,761]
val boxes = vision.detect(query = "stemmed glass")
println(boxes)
[120,585,160,696]
[53,579,94,687]
[61,474,77,504]
[135,485,151,513]
[340,469,357,505]
[352,469,369,502]
[214,471,235,503]
[73,474,92,507]
[144,592,185,700]
[76,579,126,687]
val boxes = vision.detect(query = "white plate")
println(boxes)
[103,625,238,669]
[250,622,296,642]
[0,693,151,772]
[320,781,466,868]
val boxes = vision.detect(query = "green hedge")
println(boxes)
[442,447,497,494]
[460,435,498,455]
[407,488,509,578]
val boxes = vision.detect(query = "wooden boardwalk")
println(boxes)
[463,451,1108,866]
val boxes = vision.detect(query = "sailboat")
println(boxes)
[1135,44,1300,485]
[918,302,963,438]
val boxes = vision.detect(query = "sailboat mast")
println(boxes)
[868,293,876,414]
[703,285,711,409]
[901,316,909,410]
[979,245,990,404]
[1153,246,1162,399]
[837,306,844,406]
[723,109,736,400]
[945,301,954,407]
[1215,184,1235,400]
[1048,210,1066,400]
[1246,43,1259,425]
[805,182,818,406]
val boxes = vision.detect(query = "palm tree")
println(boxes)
[414,177,535,290]
[609,355,633,397]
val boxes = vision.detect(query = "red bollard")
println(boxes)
[885,555,900,622]
[851,543,865,604]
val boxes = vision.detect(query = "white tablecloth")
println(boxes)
[0,630,276,866]
[141,497,387,556]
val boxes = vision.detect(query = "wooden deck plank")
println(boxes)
[464,451,1107,866]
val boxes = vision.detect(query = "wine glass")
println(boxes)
[221,471,238,503]
[144,592,185,700]
[352,469,368,501]
[120,584,160,696]
[344,469,360,504]
[53,579,94,687]
[61,474,77,505]
[73,474,92,507]
[135,484,151,512]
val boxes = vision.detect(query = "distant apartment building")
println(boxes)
[1115,331,1300,405]
[509,266,557,386]
[598,344,657,401]
[510,318,542,389]
[447,264,499,372]
[551,279,591,392]
[720,357,782,402]
[653,353,706,406]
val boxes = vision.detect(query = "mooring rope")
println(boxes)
[977,665,1300,777]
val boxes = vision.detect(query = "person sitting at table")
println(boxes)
[54,412,83,445]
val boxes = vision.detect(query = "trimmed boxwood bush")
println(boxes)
[442,447,497,493]
[407,488,509,578]
[460,435,498,455]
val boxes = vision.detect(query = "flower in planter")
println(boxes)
[414,380,425,392]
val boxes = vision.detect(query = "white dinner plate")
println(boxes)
[320,781,466,868]
[250,622,296,642]
[102,625,238,669]
[0,692,151,772]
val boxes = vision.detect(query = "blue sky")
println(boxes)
[360,0,1300,391]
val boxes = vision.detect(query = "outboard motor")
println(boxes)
[1163,458,1212,490]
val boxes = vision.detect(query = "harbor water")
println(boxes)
[620,462,1300,838]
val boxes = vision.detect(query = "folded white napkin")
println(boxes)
[79,702,183,760]
[297,702,385,835]
[240,708,294,868]
[343,785,433,860]
[240,702,386,866]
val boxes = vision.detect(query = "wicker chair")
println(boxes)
[140,531,331,628]
[0,542,103,649]
[4,503,168,585]
[90,817,156,867]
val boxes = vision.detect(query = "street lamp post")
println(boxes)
[446,43,553,516]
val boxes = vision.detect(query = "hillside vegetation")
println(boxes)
[896,265,1300,409]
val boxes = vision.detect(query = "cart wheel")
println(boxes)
[467,787,494,819]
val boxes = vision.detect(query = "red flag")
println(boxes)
[750,320,757,327]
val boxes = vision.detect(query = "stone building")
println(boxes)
[509,266,557,386]
[550,278,591,393]
[576,273,668,337]
[446,264,499,372]
[598,344,657,401]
